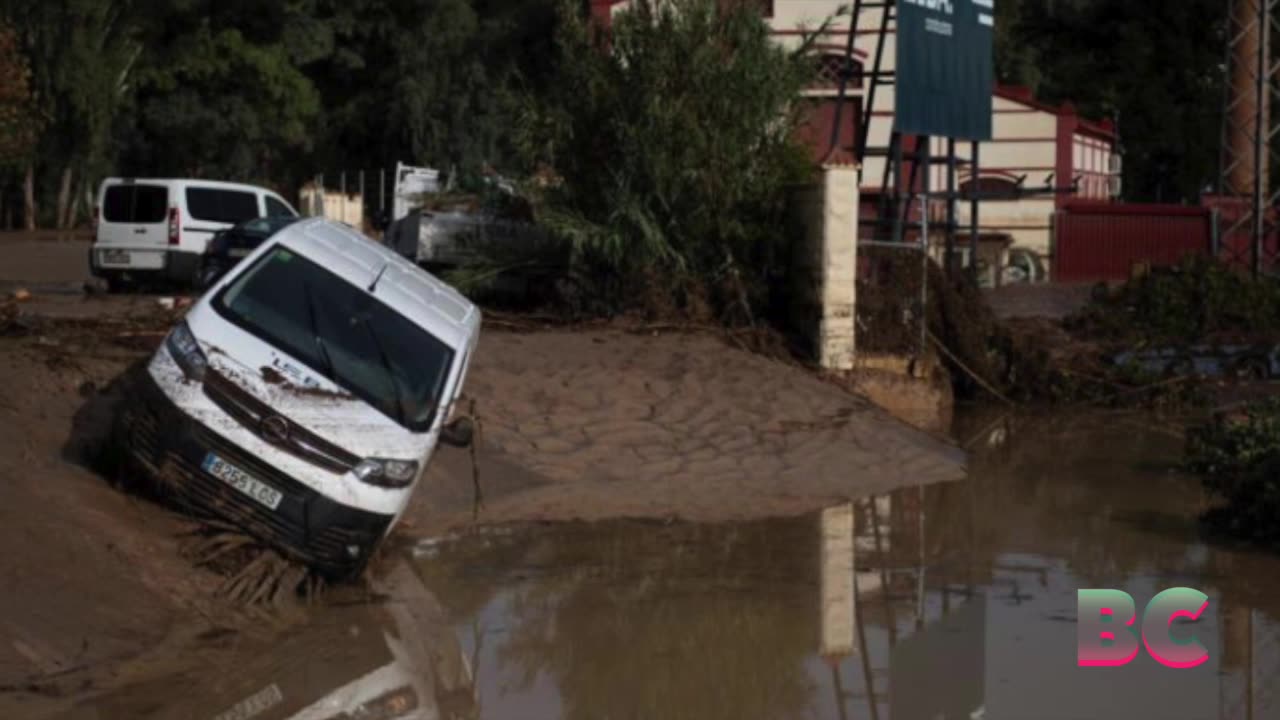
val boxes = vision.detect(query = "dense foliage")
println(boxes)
[501,0,816,318]
[1187,400,1280,543]
[0,25,37,173]
[0,0,1231,229]
[1066,256,1280,344]
[0,0,560,228]
[995,0,1225,204]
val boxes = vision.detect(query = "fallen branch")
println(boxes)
[927,329,1017,407]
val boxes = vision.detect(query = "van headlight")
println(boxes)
[353,458,419,488]
[165,320,208,381]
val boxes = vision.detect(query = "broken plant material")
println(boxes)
[180,521,325,607]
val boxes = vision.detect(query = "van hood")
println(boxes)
[202,346,427,461]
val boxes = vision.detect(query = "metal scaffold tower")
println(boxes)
[1219,0,1280,276]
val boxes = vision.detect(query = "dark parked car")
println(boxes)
[198,215,301,289]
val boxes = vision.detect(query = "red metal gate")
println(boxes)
[1052,202,1213,283]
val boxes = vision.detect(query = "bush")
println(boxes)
[1067,255,1280,344]
[1187,399,1280,541]
[488,0,820,320]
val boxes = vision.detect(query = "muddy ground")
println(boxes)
[0,234,963,716]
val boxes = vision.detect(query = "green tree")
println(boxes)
[1001,0,1225,203]
[0,22,38,175]
[118,0,320,185]
[303,0,558,181]
[3,0,140,229]
[508,0,817,319]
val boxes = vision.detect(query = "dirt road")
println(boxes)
[0,235,964,715]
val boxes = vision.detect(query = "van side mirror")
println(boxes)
[441,416,474,448]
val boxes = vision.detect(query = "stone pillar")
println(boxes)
[817,163,859,370]
[789,163,859,371]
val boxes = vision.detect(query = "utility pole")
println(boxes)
[1220,0,1280,276]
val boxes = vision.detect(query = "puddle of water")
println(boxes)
[414,411,1280,720]
[51,589,480,720]
[50,410,1280,720]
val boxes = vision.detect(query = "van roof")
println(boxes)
[270,218,480,351]
[101,177,284,195]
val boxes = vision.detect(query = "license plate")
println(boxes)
[101,248,131,265]
[201,453,283,511]
[211,683,284,720]
[228,248,250,258]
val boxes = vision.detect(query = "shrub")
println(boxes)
[1187,399,1280,541]
[491,0,820,320]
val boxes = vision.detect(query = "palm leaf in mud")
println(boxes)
[178,521,325,607]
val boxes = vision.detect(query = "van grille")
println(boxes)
[121,373,390,577]
[202,368,360,474]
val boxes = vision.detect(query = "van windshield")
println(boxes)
[212,246,455,433]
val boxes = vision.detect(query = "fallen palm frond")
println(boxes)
[179,521,324,607]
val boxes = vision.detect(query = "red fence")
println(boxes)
[1052,202,1213,283]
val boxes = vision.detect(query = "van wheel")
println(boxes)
[197,264,223,290]
[105,275,131,294]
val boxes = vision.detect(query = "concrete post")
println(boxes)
[817,163,859,370]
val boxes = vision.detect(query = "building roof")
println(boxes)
[994,85,1118,141]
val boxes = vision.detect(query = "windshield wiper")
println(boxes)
[361,317,408,426]
[302,279,337,381]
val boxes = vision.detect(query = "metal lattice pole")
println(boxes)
[1219,0,1280,276]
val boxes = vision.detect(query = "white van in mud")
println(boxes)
[90,178,298,290]
[119,218,480,578]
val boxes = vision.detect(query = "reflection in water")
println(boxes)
[417,411,1280,720]
[55,565,477,720]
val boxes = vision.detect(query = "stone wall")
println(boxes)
[298,185,364,228]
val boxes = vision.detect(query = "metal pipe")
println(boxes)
[919,141,930,361]
[892,136,906,244]
[970,142,981,283]
[1253,0,1267,278]
[946,138,957,278]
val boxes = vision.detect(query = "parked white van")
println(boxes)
[90,178,298,290]
[119,218,480,579]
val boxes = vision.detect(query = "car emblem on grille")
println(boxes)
[260,415,291,445]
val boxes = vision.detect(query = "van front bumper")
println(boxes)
[120,372,393,579]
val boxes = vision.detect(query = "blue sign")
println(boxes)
[894,0,995,141]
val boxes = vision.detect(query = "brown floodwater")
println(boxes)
[51,410,1280,719]
[413,410,1280,720]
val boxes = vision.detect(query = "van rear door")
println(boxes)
[96,182,170,269]
[182,185,263,252]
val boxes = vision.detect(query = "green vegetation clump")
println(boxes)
[1187,399,1280,542]
[1066,256,1280,345]
[454,0,818,321]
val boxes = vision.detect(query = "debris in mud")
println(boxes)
[987,257,1280,408]
[180,522,325,607]
[1,294,28,336]
[259,366,287,385]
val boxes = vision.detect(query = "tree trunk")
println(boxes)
[23,165,36,231]
[67,182,83,231]
[55,166,73,230]
[83,182,95,229]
